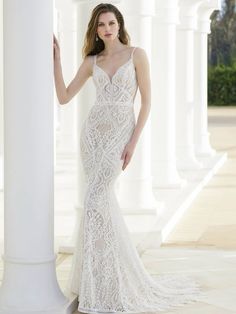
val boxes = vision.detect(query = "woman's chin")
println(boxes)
[103,36,114,40]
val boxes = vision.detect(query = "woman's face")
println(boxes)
[97,12,120,42]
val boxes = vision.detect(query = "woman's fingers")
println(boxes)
[54,38,58,48]
[121,144,134,170]
[53,34,61,60]
[121,149,126,169]
[121,147,126,160]
[122,158,128,170]
[122,152,131,170]
[53,34,59,47]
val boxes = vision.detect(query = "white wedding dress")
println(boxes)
[65,47,205,313]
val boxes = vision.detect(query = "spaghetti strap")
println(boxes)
[131,47,137,59]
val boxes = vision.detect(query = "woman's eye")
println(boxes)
[98,22,115,26]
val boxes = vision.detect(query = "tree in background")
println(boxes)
[208,0,236,105]
[209,0,236,66]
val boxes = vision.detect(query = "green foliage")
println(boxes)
[209,0,236,66]
[208,1,236,105]
[208,63,236,105]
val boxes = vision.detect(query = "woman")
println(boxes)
[53,3,205,313]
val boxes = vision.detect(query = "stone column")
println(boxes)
[117,0,161,215]
[55,0,77,156]
[0,0,3,191]
[151,0,184,188]
[175,0,204,171]
[53,6,61,166]
[0,0,69,312]
[58,0,92,253]
[193,0,221,158]
[55,0,79,254]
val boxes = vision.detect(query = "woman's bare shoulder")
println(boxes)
[132,47,148,65]
[81,55,95,76]
[132,46,147,57]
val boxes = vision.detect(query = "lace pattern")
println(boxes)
[65,47,206,313]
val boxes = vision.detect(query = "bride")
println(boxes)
[53,2,205,313]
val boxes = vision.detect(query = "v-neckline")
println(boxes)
[94,57,133,84]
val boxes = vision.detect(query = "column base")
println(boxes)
[176,147,203,170]
[177,158,202,171]
[152,160,185,188]
[0,299,77,314]
[0,254,71,313]
[195,131,216,158]
[195,146,216,159]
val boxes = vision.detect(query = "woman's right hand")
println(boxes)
[53,33,61,61]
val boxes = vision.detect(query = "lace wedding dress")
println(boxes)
[65,47,206,313]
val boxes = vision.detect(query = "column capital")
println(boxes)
[178,0,205,30]
[155,0,179,24]
[196,0,221,33]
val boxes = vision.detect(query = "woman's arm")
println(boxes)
[121,47,151,170]
[130,47,151,146]
[53,34,93,105]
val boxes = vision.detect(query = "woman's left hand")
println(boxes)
[121,141,136,171]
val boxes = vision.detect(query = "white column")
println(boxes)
[53,6,61,166]
[193,0,221,158]
[58,0,97,253]
[74,0,102,229]
[176,0,203,170]
[0,0,69,312]
[152,0,184,188]
[118,0,161,214]
[55,0,77,155]
[0,0,3,191]
[55,0,79,254]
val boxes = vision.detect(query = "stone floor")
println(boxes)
[163,106,236,250]
[1,106,236,313]
[63,247,236,314]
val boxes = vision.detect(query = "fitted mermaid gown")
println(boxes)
[65,47,205,313]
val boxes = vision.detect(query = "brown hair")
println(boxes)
[82,3,131,58]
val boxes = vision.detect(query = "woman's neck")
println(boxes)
[102,39,127,57]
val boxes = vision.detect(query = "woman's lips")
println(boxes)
[105,34,112,36]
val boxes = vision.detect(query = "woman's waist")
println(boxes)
[86,104,135,124]
[94,100,134,106]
